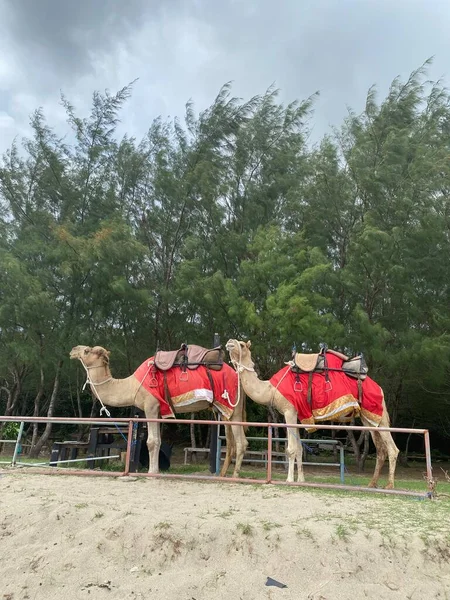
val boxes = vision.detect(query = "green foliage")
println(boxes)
[1,422,20,440]
[1,63,450,448]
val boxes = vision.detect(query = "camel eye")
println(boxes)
[84,348,90,354]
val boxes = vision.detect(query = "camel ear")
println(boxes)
[246,340,251,349]
[94,347,110,362]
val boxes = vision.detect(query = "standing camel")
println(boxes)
[69,345,248,477]
[226,339,399,488]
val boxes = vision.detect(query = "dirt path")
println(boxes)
[1,471,449,599]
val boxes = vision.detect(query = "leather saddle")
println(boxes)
[293,345,368,379]
[154,344,224,371]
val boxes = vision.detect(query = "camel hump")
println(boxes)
[154,344,224,371]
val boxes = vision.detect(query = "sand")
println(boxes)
[1,471,450,600]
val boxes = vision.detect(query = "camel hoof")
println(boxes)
[286,477,294,484]
[384,482,394,490]
[297,476,305,483]
[367,481,378,488]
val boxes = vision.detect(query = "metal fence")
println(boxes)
[0,415,433,498]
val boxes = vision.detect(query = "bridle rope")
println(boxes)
[80,359,113,416]
[227,341,256,409]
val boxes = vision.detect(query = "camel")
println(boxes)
[69,345,248,477]
[226,339,399,489]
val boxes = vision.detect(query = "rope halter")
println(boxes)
[79,357,112,417]
[228,340,256,374]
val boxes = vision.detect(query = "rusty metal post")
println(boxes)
[424,430,433,484]
[11,421,24,467]
[124,420,134,476]
[266,425,273,483]
[209,332,221,474]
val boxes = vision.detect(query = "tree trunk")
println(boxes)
[400,420,416,467]
[31,365,45,449]
[360,430,370,471]
[347,429,370,472]
[0,367,25,439]
[29,360,63,458]
[4,366,25,416]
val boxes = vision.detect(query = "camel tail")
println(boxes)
[381,392,391,427]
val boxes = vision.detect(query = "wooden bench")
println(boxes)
[184,447,288,467]
[49,441,90,466]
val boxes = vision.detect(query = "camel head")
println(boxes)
[225,339,253,368]
[69,345,111,368]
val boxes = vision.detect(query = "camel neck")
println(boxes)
[86,364,112,384]
[85,365,136,408]
[238,367,273,406]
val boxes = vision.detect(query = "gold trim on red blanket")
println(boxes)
[300,416,317,433]
[312,394,360,421]
[360,407,382,426]
[163,390,234,420]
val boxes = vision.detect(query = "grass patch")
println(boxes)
[215,508,236,519]
[237,523,253,535]
[155,521,171,530]
[262,521,282,531]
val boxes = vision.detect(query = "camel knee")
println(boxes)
[147,439,160,455]
[286,447,296,461]
[237,438,249,455]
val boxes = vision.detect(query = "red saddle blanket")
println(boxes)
[133,358,238,418]
[269,353,383,431]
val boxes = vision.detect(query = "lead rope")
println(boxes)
[81,362,112,417]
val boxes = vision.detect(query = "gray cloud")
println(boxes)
[0,0,449,154]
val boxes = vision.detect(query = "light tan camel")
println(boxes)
[226,339,399,489]
[69,345,248,477]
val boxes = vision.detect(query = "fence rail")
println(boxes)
[0,415,432,498]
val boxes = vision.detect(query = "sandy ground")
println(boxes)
[1,471,450,600]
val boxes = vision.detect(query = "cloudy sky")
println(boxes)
[1,0,449,154]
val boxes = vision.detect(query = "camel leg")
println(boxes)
[367,430,387,488]
[296,433,305,483]
[230,424,248,478]
[144,404,161,474]
[221,387,248,478]
[285,410,303,483]
[377,431,399,489]
[219,424,235,477]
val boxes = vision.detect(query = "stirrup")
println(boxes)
[179,371,189,382]
[149,377,158,388]
[294,380,303,393]
[325,380,333,392]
